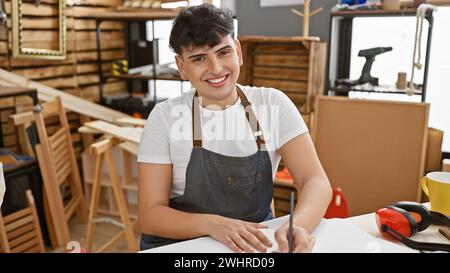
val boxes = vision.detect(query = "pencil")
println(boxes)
[308,236,316,253]
[288,191,294,253]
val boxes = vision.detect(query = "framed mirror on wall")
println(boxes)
[11,0,67,60]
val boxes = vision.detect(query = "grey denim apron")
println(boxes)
[140,87,274,250]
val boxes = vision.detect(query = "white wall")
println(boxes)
[349,7,450,152]
[235,0,335,42]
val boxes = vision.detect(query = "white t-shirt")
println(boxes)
[137,84,308,197]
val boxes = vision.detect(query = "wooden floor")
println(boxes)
[47,216,141,253]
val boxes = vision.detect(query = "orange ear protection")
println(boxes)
[375,201,450,252]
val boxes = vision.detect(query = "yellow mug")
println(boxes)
[421,172,450,216]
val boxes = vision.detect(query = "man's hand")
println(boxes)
[274,221,315,253]
[205,216,273,253]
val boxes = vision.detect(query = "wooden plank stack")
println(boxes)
[0,97,19,153]
[0,0,126,159]
[238,36,327,116]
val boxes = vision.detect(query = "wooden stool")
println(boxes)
[85,137,138,252]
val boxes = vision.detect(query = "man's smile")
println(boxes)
[205,74,229,87]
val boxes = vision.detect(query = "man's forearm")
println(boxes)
[140,205,217,240]
[293,176,333,233]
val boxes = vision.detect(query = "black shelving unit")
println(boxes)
[79,11,186,116]
[326,8,434,102]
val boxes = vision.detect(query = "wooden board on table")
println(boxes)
[116,117,146,127]
[311,96,429,216]
[84,120,142,144]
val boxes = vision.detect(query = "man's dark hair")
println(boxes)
[169,4,235,55]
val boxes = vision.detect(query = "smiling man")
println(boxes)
[137,4,332,253]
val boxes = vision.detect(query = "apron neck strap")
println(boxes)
[236,86,265,150]
[192,92,202,147]
[192,86,265,149]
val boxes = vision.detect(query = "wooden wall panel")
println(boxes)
[74,20,123,31]
[4,2,59,17]
[0,42,8,55]
[0,0,125,157]
[14,65,76,80]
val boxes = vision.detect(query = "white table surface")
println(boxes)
[140,203,448,253]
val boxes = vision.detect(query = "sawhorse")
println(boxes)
[85,137,138,252]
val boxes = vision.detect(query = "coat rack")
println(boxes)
[291,0,322,40]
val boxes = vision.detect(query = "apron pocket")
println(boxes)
[226,174,261,220]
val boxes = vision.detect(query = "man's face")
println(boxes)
[175,35,243,104]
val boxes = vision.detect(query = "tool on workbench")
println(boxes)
[335,47,393,92]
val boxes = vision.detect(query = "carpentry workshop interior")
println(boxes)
[0,0,450,254]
